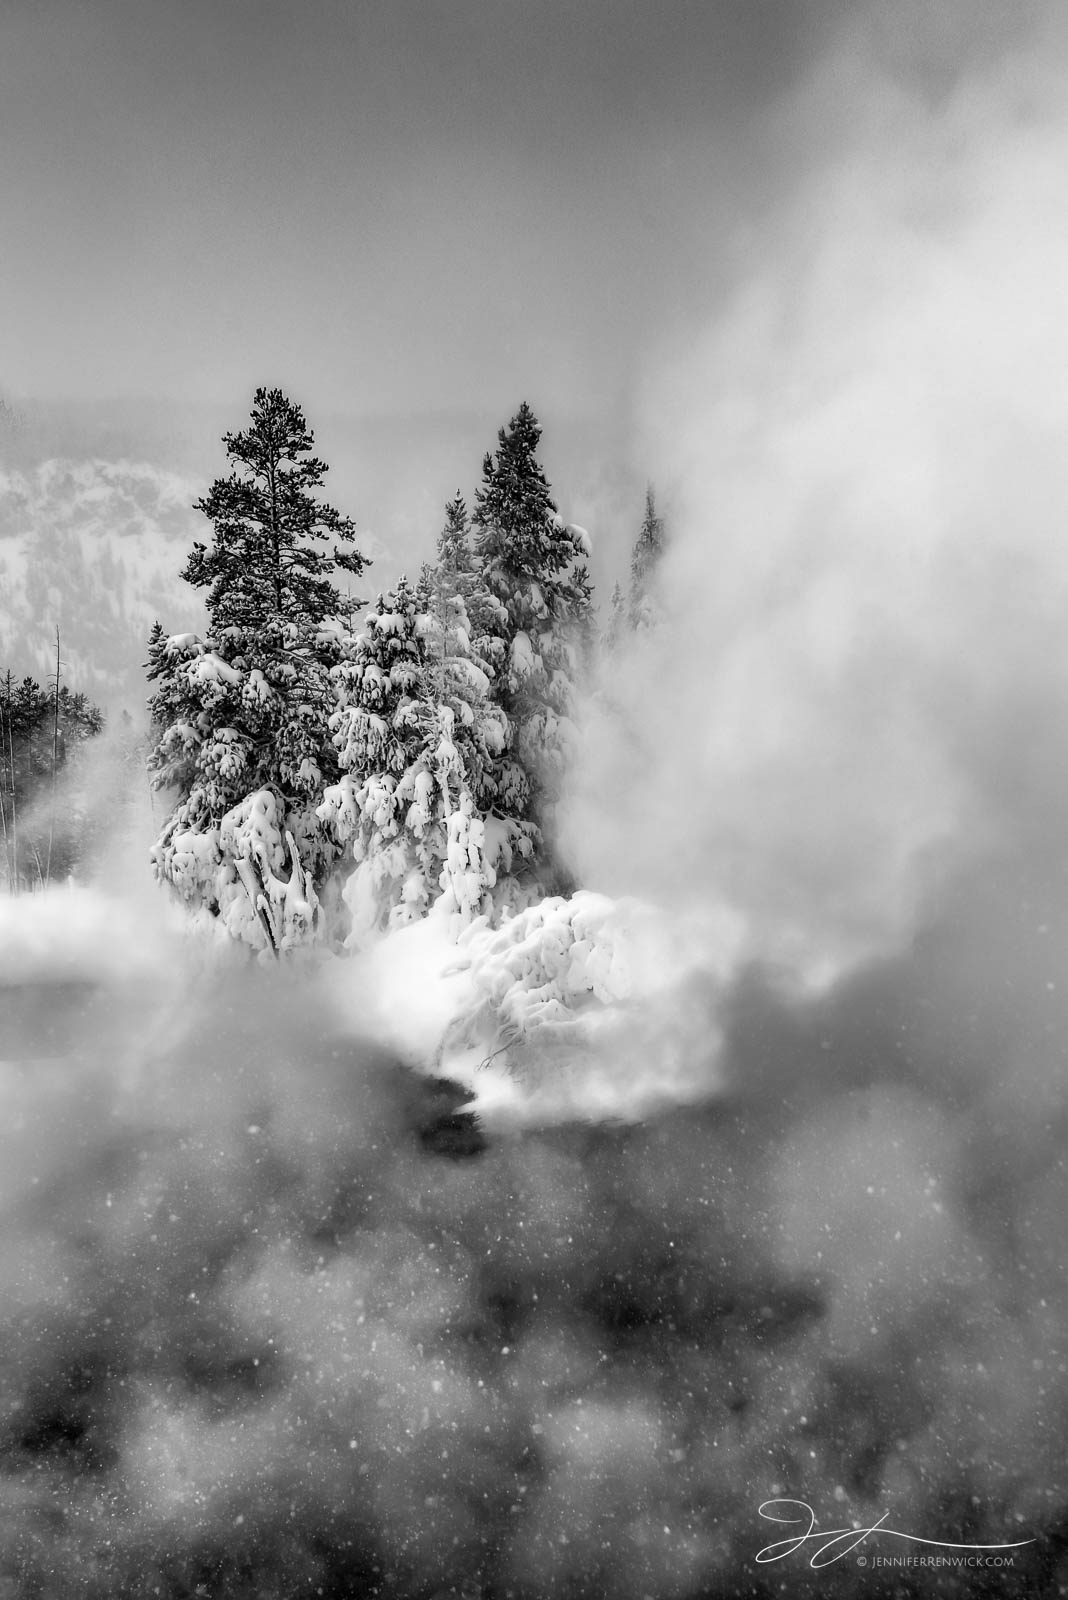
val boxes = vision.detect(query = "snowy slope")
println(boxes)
[0,458,204,708]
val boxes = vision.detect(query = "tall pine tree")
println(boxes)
[147,388,367,953]
[470,402,592,883]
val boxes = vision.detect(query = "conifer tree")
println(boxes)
[184,388,364,628]
[320,574,498,937]
[416,490,516,922]
[422,493,470,693]
[319,578,434,934]
[470,402,592,878]
[421,491,495,693]
[629,484,666,630]
[147,388,366,953]
[603,581,627,652]
[437,491,472,588]
[0,668,103,888]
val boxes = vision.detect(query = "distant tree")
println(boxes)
[0,396,25,439]
[602,581,628,652]
[629,484,666,630]
[470,402,592,884]
[147,388,367,953]
[0,669,104,889]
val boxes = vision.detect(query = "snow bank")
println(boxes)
[324,890,746,1127]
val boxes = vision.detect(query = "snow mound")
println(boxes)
[326,891,745,1127]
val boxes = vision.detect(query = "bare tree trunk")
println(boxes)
[234,853,281,961]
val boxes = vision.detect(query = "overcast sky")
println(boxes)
[2,0,1063,568]
[1,1,837,414]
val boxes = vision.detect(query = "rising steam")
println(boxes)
[565,0,1068,982]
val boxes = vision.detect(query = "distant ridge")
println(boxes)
[0,457,204,709]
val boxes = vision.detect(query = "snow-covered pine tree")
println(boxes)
[316,582,466,934]
[147,388,367,954]
[629,484,666,630]
[422,491,501,664]
[420,497,508,922]
[319,574,496,936]
[470,403,592,885]
[420,492,495,715]
[437,491,472,590]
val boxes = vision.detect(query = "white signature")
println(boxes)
[756,1499,1035,1569]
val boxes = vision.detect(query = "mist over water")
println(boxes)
[2,847,1067,1597]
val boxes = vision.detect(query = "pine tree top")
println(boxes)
[185,387,367,636]
[472,402,570,585]
[629,483,666,627]
[474,403,555,515]
[437,491,471,575]
[444,489,467,529]
[632,485,665,573]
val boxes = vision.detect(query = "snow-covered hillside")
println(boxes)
[0,458,204,707]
